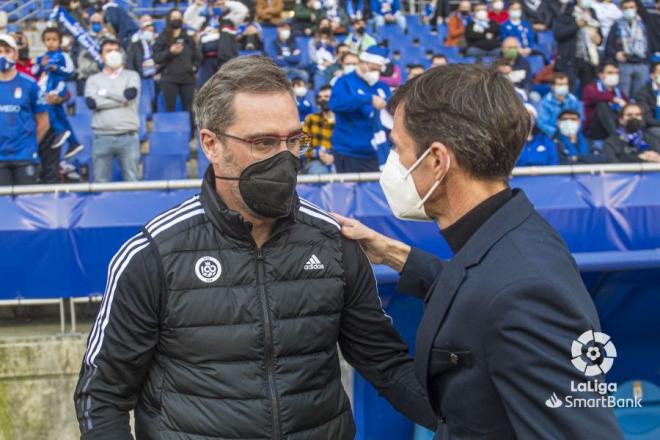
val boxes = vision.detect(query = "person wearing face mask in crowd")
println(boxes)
[489,0,509,24]
[0,34,50,186]
[153,9,201,115]
[323,42,348,83]
[333,64,625,440]
[329,45,391,172]
[633,0,660,62]
[604,102,660,162]
[74,56,437,439]
[583,61,628,139]
[445,0,471,47]
[537,73,583,137]
[270,22,309,81]
[292,76,315,121]
[308,21,337,88]
[517,103,559,166]
[345,18,376,55]
[185,0,249,31]
[634,62,660,131]
[554,109,606,163]
[293,0,323,36]
[346,0,366,21]
[554,0,602,96]
[318,0,351,35]
[237,13,264,51]
[77,12,114,92]
[371,0,407,32]
[330,49,359,85]
[521,0,559,32]
[12,32,36,80]
[606,0,649,97]
[465,3,501,59]
[500,1,535,57]
[127,16,157,80]
[256,0,285,25]
[197,16,240,87]
[85,39,141,182]
[500,37,532,91]
[591,0,622,47]
[101,0,139,48]
[303,85,336,174]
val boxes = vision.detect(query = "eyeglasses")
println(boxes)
[216,131,311,159]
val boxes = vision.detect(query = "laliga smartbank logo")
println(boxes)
[544,331,642,409]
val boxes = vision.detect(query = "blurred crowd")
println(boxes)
[1,0,660,186]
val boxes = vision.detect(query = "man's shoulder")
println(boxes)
[296,198,342,234]
[16,72,38,87]
[141,195,207,245]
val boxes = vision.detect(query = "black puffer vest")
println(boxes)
[135,169,354,439]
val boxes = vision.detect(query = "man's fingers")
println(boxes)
[330,212,353,227]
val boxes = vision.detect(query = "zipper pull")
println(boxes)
[256,248,263,260]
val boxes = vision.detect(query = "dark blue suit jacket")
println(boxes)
[398,189,623,439]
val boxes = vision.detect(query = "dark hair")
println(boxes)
[552,72,569,84]
[387,64,530,180]
[41,27,62,43]
[337,43,348,51]
[340,52,358,63]
[598,60,619,73]
[318,85,332,93]
[408,63,425,70]
[291,76,306,85]
[652,62,660,73]
[99,38,120,53]
[558,109,580,119]
[165,8,183,42]
[432,53,447,61]
[621,102,642,116]
[193,56,293,134]
[621,0,636,6]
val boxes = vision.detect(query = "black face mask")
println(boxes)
[170,18,183,29]
[18,47,29,61]
[355,26,365,35]
[216,151,300,218]
[624,118,643,133]
[318,100,330,112]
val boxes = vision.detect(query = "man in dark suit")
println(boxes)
[334,64,624,439]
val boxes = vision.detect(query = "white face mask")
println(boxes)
[362,69,380,86]
[343,64,356,74]
[104,50,123,69]
[655,75,660,86]
[279,29,291,40]
[509,9,522,19]
[379,149,449,221]
[554,85,569,97]
[142,30,154,42]
[475,10,488,21]
[603,73,619,88]
[493,1,503,11]
[293,86,308,97]
[558,119,580,137]
[579,0,592,8]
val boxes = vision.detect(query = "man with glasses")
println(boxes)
[74,56,436,439]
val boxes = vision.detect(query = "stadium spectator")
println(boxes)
[102,0,139,48]
[330,49,359,86]
[34,27,83,159]
[292,76,315,121]
[153,9,201,113]
[634,62,660,130]
[605,0,649,97]
[12,32,35,80]
[323,42,349,83]
[303,85,335,173]
[77,12,114,89]
[309,22,337,87]
[537,72,583,138]
[493,58,529,101]
[521,0,558,32]
[0,34,49,186]
[517,104,559,165]
[379,57,402,87]
[634,0,660,61]
[445,0,471,48]
[604,102,660,162]
[344,18,376,55]
[407,64,425,81]
[592,0,622,45]
[293,0,322,36]
[318,0,350,35]
[554,0,601,95]
[371,0,407,32]
[554,109,606,163]
[198,18,240,86]
[465,3,500,59]
[256,0,285,25]
[500,1,535,57]
[185,0,249,30]
[501,37,532,91]
[346,0,366,20]
[270,22,309,81]
[237,14,264,51]
[431,53,448,67]
[583,61,627,139]
[329,45,391,172]
[126,16,157,80]
[489,0,509,24]
[85,39,141,182]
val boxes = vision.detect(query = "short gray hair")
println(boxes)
[193,56,293,134]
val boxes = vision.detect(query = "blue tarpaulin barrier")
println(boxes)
[1,173,660,439]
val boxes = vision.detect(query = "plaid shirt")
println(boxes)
[303,112,335,158]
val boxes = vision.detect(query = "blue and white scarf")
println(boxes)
[618,18,647,59]
[50,6,103,67]
[596,79,623,112]
[616,127,650,152]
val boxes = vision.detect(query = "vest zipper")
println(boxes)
[256,248,282,439]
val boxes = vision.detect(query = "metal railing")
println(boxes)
[1,163,659,196]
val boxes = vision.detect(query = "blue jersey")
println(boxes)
[0,73,47,162]
[34,49,74,97]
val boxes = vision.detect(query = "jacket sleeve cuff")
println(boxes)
[396,247,443,300]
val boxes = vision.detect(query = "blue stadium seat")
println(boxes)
[435,23,448,42]
[69,113,93,137]
[536,31,556,61]
[143,153,187,180]
[74,96,91,116]
[377,24,405,42]
[262,26,278,49]
[399,46,428,67]
[481,56,497,66]
[153,20,165,33]
[457,56,476,64]
[614,380,660,440]
[156,93,182,112]
[434,45,461,59]
[139,114,148,143]
[149,130,190,156]
[152,111,190,139]
[239,50,263,57]
[296,36,312,69]
[528,54,545,75]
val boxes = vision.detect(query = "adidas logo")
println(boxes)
[304,254,325,270]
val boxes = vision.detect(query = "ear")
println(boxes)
[427,142,451,181]
[199,128,222,163]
